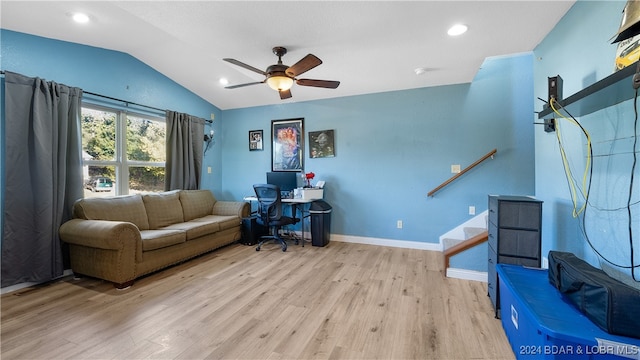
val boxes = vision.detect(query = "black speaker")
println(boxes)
[548,75,563,104]
[240,217,268,245]
[545,75,562,133]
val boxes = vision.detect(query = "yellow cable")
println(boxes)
[551,98,591,216]
[550,98,592,217]
[550,99,592,193]
[554,113,580,216]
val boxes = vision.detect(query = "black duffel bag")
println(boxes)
[548,251,640,339]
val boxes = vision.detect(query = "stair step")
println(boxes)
[443,227,487,250]
[443,238,465,250]
[463,226,487,239]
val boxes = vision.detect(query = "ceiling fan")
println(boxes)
[223,46,340,100]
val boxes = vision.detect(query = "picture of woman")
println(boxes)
[272,119,304,171]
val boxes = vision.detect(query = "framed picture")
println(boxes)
[309,129,335,158]
[249,130,263,151]
[271,118,304,171]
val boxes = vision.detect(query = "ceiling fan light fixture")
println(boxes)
[267,75,294,91]
[223,46,338,98]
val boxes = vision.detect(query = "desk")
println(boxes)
[243,196,315,245]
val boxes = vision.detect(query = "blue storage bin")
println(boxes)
[497,264,640,359]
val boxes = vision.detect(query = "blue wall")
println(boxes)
[221,53,536,271]
[534,1,640,286]
[2,28,537,273]
[0,29,224,196]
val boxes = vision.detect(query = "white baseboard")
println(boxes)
[331,234,442,251]
[446,268,488,282]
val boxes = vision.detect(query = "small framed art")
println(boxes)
[249,130,263,151]
[309,129,335,158]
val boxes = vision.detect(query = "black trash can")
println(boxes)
[241,216,268,245]
[309,200,332,247]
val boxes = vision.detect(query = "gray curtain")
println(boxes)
[165,110,204,190]
[2,71,84,288]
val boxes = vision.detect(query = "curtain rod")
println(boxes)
[84,91,212,124]
[83,90,166,113]
[1,70,213,124]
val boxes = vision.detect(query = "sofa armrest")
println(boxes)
[59,219,143,262]
[212,201,251,218]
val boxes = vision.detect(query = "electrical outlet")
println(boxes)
[469,206,476,215]
[207,166,212,174]
[397,220,403,229]
[451,164,461,173]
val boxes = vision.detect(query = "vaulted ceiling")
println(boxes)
[1,1,576,110]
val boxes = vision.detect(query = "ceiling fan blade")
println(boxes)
[279,89,292,99]
[225,81,265,89]
[296,79,340,89]
[223,58,266,75]
[285,54,322,77]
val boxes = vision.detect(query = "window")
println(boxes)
[81,106,166,197]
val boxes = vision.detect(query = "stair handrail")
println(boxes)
[427,148,497,197]
[443,230,488,273]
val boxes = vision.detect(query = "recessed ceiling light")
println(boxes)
[448,24,468,36]
[414,67,427,75]
[219,78,229,86]
[72,12,90,24]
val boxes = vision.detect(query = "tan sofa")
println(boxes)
[59,189,250,288]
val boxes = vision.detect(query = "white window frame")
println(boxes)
[81,103,166,195]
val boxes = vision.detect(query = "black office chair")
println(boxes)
[253,184,300,252]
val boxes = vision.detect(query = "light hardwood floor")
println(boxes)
[1,241,515,359]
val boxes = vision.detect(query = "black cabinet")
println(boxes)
[488,195,542,317]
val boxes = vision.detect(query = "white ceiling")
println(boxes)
[1,1,575,110]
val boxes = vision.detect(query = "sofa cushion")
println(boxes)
[143,191,184,229]
[140,229,186,251]
[73,194,150,230]
[180,190,216,221]
[192,215,241,231]
[162,220,220,241]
